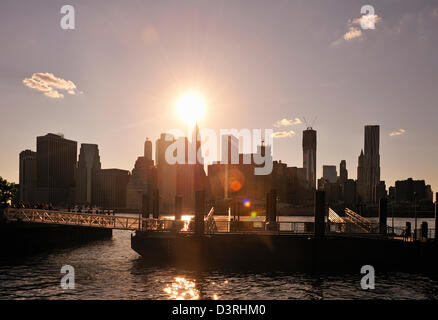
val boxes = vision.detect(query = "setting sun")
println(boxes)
[176,92,206,124]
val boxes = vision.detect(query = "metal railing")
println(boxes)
[5,208,144,231]
[344,208,373,232]
[5,208,436,241]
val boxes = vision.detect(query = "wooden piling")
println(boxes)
[435,193,438,243]
[379,197,388,235]
[141,194,149,219]
[314,191,325,238]
[421,221,428,240]
[266,189,277,231]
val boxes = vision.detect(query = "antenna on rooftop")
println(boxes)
[302,116,317,130]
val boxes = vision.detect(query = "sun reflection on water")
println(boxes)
[164,277,200,300]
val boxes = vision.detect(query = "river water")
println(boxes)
[1,217,438,300]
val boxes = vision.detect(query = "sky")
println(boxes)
[1,0,437,194]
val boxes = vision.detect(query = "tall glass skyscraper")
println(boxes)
[302,128,317,189]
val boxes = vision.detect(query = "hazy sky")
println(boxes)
[1,0,437,194]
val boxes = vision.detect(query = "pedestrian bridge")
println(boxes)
[4,208,148,231]
[3,208,416,240]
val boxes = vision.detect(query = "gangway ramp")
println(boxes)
[344,208,372,233]
[328,208,345,223]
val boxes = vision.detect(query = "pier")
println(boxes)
[4,192,438,271]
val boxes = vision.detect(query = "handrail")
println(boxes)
[329,208,345,223]
[345,208,372,232]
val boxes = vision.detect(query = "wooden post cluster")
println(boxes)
[266,189,277,231]
[379,197,388,235]
[314,191,325,238]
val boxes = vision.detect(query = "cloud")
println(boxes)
[44,90,64,99]
[352,14,382,30]
[343,27,363,40]
[23,73,81,99]
[272,130,295,138]
[274,117,302,127]
[389,129,406,136]
[332,13,381,46]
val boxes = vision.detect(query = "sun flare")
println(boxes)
[176,92,206,124]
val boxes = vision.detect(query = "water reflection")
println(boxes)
[2,230,438,300]
[164,277,199,300]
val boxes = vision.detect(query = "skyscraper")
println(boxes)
[357,125,381,203]
[156,133,177,210]
[126,139,156,210]
[221,134,239,164]
[339,160,348,185]
[76,144,101,205]
[322,165,337,183]
[144,138,152,162]
[94,169,130,209]
[19,149,37,204]
[36,133,77,205]
[302,128,317,189]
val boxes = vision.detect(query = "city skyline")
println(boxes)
[11,123,436,200]
[1,0,438,194]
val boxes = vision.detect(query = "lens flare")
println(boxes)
[230,180,242,192]
[243,199,251,208]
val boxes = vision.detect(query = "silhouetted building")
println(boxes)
[344,179,357,207]
[322,165,337,183]
[285,166,311,205]
[357,125,381,203]
[221,134,239,164]
[144,138,152,163]
[95,169,130,209]
[339,160,348,185]
[156,133,177,209]
[373,180,387,203]
[126,139,156,210]
[388,186,396,201]
[36,133,77,206]
[394,178,431,203]
[426,185,433,202]
[208,144,272,202]
[357,149,365,202]
[76,144,101,205]
[302,128,316,189]
[19,150,37,204]
[321,181,342,204]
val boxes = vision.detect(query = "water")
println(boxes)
[1,217,438,300]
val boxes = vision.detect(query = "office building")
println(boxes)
[357,125,381,203]
[339,160,348,185]
[127,139,156,210]
[95,169,130,209]
[302,128,317,189]
[36,133,77,206]
[76,144,101,205]
[19,150,37,204]
[322,165,337,183]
